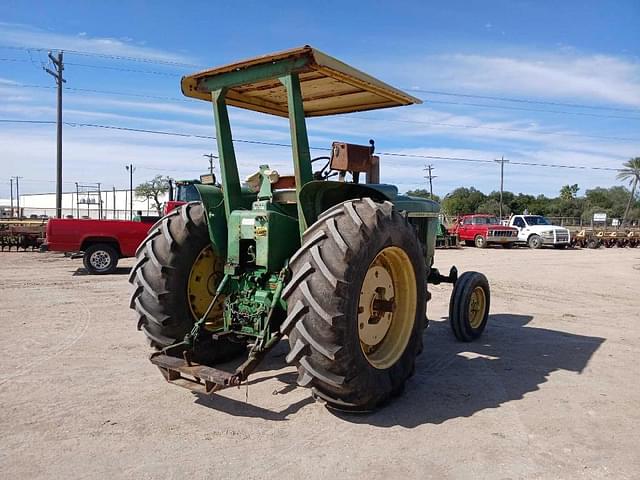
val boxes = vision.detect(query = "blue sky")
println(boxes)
[1,0,638,199]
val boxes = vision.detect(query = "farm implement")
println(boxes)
[0,219,46,251]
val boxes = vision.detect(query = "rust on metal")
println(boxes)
[150,354,241,394]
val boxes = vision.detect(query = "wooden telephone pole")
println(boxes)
[203,153,218,177]
[44,51,65,218]
[423,164,437,199]
[494,156,510,220]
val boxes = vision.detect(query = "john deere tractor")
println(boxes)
[129,46,490,411]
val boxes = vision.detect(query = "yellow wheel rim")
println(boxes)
[358,246,417,369]
[468,286,486,329]
[187,245,224,330]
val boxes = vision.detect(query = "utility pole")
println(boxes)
[494,156,510,220]
[12,176,22,219]
[126,164,135,220]
[44,51,65,218]
[203,153,218,177]
[9,178,14,218]
[423,164,437,199]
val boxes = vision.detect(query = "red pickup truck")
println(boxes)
[44,218,155,274]
[449,214,519,248]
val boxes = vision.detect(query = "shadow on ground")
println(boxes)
[192,342,315,420]
[72,266,131,276]
[336,314,604,427]
[189,314,604,425]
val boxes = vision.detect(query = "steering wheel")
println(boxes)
[311,156,332,180]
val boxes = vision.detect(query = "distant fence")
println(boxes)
[2,207,160,221]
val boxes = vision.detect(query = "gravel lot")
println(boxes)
[1,247,639,479]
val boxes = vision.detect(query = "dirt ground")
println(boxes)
[1,247,639,479]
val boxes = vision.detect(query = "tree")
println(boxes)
[441,187,486,215]
[405,189,441,203]
[560,184,579,201]
[135,175,172,216]
[476,199,504,216]
[618,157,640,226]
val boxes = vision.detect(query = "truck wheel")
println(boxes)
[449,272,490,342]
[474,235,487,248]
[83,243,119,274]
[282,198,426,411]
[528,235,543,249]
[129,202,244,363]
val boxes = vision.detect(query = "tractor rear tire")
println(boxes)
[129,202,244,363]
[449,272,490,342]
[282,198,426,411]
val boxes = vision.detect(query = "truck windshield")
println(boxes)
[524,216,551,226]
[176,184,200,202]
[472,216,499,225]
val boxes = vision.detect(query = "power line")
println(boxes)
[354,115,639,142]
[0,118,626,172]
[427,99,640,121]
[11,80,637,121]
[64,61,182,76]
[406,88,640,113]
[3,46,637,115]
[4,81,639,140]
[1,116,636,149]
[0,45,202,68]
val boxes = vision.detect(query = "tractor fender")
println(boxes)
[298,180,392,227]
[193,183,254,258]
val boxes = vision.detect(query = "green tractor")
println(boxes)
[129,46,490,411]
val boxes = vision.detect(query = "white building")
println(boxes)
[12,189,170,220]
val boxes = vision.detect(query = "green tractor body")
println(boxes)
[130,46,490,410]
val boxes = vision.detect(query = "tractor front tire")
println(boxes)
[129,202,244,363]
[282,198,427,411]
[449,271,490,342]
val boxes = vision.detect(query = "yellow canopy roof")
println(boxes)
[181,45,421,117]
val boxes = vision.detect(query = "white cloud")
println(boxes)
[380,50,640,108]
[0,22,196,65]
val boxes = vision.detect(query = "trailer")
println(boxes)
[0,219,46,251]
[570,228,640,249]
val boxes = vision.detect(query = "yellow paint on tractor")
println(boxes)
[187,245,225,330]
[358,246,417,369]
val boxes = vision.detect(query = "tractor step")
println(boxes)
[150,354,240,394]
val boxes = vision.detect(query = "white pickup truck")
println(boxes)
[507,215,571,249]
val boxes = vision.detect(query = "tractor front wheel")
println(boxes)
[282,198,426,411]
[129,202,244,363]
[449,271,490,342]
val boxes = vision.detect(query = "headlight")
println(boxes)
[541,231,553,237]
